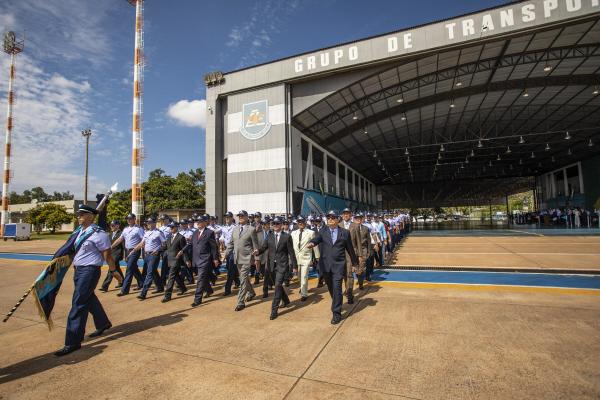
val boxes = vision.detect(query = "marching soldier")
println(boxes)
[290,215,320,301]
[219,211,239,295]
[162,222,189,302]
[350,213,372,292]
[158,214,173,286]
[99,220,125,292]
[114,213,144,296]
[224,210,259,311]
[191,215,220,307]
[129,217,166,300]
[339,208,358,304]
[54,205,117,356]
[254,217,297,320]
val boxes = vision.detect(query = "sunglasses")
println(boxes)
[326,216,337,220]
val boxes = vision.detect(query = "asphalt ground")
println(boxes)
[0,237,599,399]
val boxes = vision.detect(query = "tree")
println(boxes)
[107,189,132,224]
[25,204,73,233]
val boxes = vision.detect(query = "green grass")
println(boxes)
[30,232,72,241]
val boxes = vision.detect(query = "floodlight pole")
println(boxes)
[81,129,92,205]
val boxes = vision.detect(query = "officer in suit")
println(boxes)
[114,213,144,296]
[290,215,320,301]
[55,205,117,356]
[191,215,220,307]
[179,218,195,284]
[162,222,189,302]
[129,217,166,300]
[257,218,275,297]
[255,217,297,320]
[338,208,358,304]
[307,210,358,325]
[224,210,259,311]
[100,220,125,292]
[350,213,372,292]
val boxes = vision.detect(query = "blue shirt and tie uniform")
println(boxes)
[139,229,166,298]
[65,224,112,347]
[119,225,145,295]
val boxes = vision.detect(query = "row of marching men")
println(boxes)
[98,208,410,324]
[53,204,411,356]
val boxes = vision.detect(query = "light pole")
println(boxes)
[81,129,92,205]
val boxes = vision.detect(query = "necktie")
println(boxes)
[239,226,243,238]
[298,229,303,250]
[276,233,280,247]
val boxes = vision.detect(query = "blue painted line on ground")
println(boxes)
[373,269,600,289]
[1,252,598,289]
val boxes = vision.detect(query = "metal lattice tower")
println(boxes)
[127,0,145,220]
[1,32,23,237]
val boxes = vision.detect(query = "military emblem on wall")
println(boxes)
[240,100,272,140]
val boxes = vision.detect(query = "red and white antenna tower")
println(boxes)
[1,31,23,237]
[127,0,145,220]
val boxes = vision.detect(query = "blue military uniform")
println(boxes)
[56,204,112,356]
[118,213,144,295]
[138,218,166,299]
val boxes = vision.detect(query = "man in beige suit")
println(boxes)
[290,215,320,301]
[350,213,372,293]
[225,210,259,311]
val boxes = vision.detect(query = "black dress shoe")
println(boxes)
[117,292,128,297]
[347,296,354,305]
[177,288,188,296]
[151,289,164,294]
[262,293,268,298]
[161,297,171,303]
[223,291,231,296]
[191,301,201,307]
[246,293,256,302]
[270,311,278,320]
[317,282,324,288]
[235,304,245,312]
[359,285,364,290]
[331,315,342,325]
[137,294,146,300]
[281,299,290,308]
[54,344,81,357]
[88,323,112,338]
[284,280,290,287]
[99,288,108,293]
[115,284,122,288]
[300,296,307,302]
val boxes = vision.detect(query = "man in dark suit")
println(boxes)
[254,217,297,320]
[162,222,189,302]
[100,220,125,292]
[308,210,358,325]
[191,214,220,307]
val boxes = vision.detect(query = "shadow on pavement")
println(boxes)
[0,309,190,385]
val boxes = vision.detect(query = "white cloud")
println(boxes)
[167,99,206,129]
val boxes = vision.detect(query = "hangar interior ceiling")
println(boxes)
[292,15,600,207]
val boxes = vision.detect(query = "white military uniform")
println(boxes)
[290,227,320,297]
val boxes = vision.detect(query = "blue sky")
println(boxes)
[0,0,505,199]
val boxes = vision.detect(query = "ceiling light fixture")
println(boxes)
[543,64,552,72]
[404,147,409,155]
[456,81,462,87]
[545,143,550,151]
[522,89,529,97]
[565,131,571,140]
[506,146,511,154]
[530,152,535,159]
[396,97,404,103]
[567,148,572,155]
[589,138,594,147]
[471,149,476,157]
[477,140,483,148]
[497,154,501,161]
[401,114,406,121]
[593,86,599,95]
[373,150,377,158]
[519,136,525,144]
[352,112,358,120]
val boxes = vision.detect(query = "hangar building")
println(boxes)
[204,0,600,216]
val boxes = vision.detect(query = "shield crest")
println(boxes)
[240,100,272,140]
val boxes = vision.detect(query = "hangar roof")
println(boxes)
[292,14,600,203]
